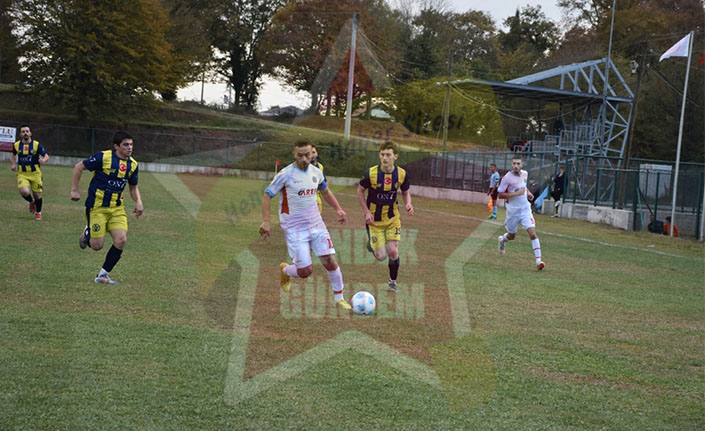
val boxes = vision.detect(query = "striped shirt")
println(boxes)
[82,150,139,208]
[359,165,410,222]
[12,140,47,172]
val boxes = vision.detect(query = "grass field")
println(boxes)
[1,163,703,430]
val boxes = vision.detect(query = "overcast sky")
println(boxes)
[178,1,565,111]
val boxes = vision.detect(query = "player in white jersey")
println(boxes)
[259,139,352,310]
[496,156,546,271]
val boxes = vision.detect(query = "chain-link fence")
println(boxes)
[3,121,703,237]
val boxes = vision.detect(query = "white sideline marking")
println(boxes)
[338,191,695,259]
[417,206,699,260]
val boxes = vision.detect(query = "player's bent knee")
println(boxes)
[297,267,313,278]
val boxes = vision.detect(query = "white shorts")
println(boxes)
[504,210,535,234]
[285,228,336,268]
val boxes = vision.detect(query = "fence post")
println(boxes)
[471,153,476,191]
[90,128,95,154]
[460,153,466,190]
[572,162,577,205]
[632,170,639,231]
[256,143,261,170]
[613,169,618,209]
[157,135,162,160]
[654,172,660,217]
[192,136,196,155]
[696,172,704,239]
[594,168,601,206]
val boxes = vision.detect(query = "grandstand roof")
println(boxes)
[445,77,633,105]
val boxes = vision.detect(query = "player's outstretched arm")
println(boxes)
[10,153,16,171]
[322,189,347,224]
[70,161,86,201]
[259,193,272,239]
[129,184,143,217]
[40,153,49,164]
[402,190,414,215]
[356,184,374,225]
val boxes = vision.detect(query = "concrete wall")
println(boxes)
[4,152,698,235]
[540,199,701,235]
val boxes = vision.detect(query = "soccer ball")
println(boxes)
[350,291,376,315]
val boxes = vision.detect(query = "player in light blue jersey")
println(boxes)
[487,163,500,219]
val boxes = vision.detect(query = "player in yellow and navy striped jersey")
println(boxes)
[10,125,50,220]
[356,142,414,292]
[70,131,144,285]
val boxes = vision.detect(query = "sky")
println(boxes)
[177,1,564,111]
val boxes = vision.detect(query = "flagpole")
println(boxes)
[669,30,694,237]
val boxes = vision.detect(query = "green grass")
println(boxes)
[1,163,703,430]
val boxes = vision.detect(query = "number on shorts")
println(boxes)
[395,227,401,235]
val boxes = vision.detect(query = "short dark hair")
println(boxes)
[379,141,398,154]
[512,156,523,162]
[112,131,133,146]
[490,163,496,168]
[294,138,312,148]
[19,124,31,131]
[559,164,565,169]
[665,216,672,222]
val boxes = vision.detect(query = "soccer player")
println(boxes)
[10,124,49,220]
[487,163,500,219]
[356,142,413,292]
[310,144,324,213]
[497,156,545,271]
[70,131,143,285]
[259,139,351,310]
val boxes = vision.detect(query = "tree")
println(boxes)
[209,0,284,111]
[11,0,182,120]
[560,0,705,161]
[160,0,215,101]
[262,0,403,113]
[0,0,22,84]
[499,6,560,57]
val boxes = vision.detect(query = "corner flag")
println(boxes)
[659,34,691,62]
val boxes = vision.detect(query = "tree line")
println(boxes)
[0,0,703,161]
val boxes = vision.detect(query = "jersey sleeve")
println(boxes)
[37,143,47,156]
[128,166,139,185]
[12,142,18,155]
[359,170,371,189]
[265,169,287,197]
[497,175,509,193]
[400,169,410,191]
[82,152,103,172]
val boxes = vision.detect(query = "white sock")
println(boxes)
[98,268,109,277]
[327,267,344,301]
[284,264,300,278]
[502,233,512,242]
[531,238,541,262]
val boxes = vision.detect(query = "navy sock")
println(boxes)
[102,246,123,273]
[35,198,42,213]
[388,258,400,281]
[22,194,33,203]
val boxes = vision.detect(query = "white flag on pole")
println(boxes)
[659,33,692,62]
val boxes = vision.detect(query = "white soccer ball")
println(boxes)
[350,291,376,315]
